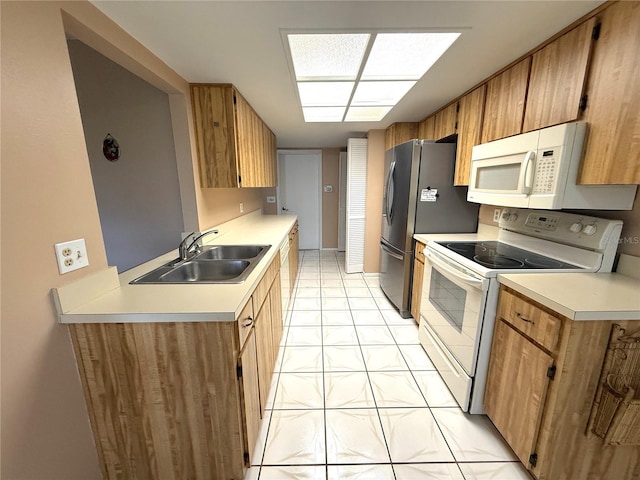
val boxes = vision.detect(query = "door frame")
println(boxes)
[277,149,323,250]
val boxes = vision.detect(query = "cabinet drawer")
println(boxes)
[237,299,254,348]
[415,241,426,263]
[498,289,561,352]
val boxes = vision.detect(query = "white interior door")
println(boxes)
[346,139,368,273]
[278,150,322,250]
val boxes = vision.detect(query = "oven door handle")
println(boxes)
[424,250,485,289]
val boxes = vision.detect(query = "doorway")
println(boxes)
[278,150,322,250]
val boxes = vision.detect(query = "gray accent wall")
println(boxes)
[68,39,184,272]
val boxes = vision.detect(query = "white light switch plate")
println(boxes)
[55,239,89,274]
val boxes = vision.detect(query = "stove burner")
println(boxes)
[524,256,564,268]
[445,243,487,255]
[473,255,525,269]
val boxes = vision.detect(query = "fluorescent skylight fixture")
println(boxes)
[345,106,393,122]
[302,107,346,122]
[298,82,354,106]
[287,31,460,122]
[351,81,416,106]
[361,33,461,80]
[288,34,369,80]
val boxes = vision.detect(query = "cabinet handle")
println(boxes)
[242,317,254,328]
[516,312,534,324]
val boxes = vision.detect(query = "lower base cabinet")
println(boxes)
[410,241,425,323]
[485,286,640,480]
[69,254,283,480]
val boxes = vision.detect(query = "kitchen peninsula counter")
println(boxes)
[54,211,297,323]
[498,269,640,321]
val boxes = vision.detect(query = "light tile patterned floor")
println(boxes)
[245,250,531,480]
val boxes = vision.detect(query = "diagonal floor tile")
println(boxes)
[369,371,427,407]
[324,371,376,408]
[262,410,326,465]
[325,409,390,464]
[328,464,394,480]
[393,463,463,480]
[272,373,324,409]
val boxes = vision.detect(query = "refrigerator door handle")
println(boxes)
[380,241,403,261]
[386,161,396,225]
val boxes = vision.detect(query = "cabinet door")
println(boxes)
[385,123,418,150]
[523,18,597,132]
[484,319,554,467]
[579,1,640,184]
[434,102,458,139]
[234,91,258,187]
[191,85,238,188]
[481,58,531,143]
[254,296,273,415]
[455,85,486,185]
[418,116,436,140]
[239,327,261,465]
[269,271,283,358]
[289,224,299,294]
[410,258,424,323]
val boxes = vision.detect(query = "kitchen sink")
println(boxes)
[160,260,251,282]
[194,244,269,260]
[129,244,271,284]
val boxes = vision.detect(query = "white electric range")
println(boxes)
[418,208,623,414]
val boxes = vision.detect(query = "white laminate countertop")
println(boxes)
[498,272,640,321]
[54,211,297,324]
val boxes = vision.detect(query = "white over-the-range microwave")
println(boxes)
[467,121,637,210]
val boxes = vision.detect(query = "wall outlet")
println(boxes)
[266,196,276,204]
[240,202,244,213]
[493,208,502,223]
[54,238,89,274]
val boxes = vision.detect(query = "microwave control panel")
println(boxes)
[532,148,558,194]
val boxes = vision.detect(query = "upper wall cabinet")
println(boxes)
[455,85,486,186]
[578,1,640,185]
[523,18,597,132]
[418,116,436,140]
[434,102,459,139]
[385,122,419,150]
[481,57,531,144]
[191,84,277,188]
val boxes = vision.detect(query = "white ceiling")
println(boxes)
[92,0,604,148]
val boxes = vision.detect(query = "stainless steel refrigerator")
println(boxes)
[380,140,479,318]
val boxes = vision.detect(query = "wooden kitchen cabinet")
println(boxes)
[69,254,284,480]
[454,85,486,185]
[484,286,640,480]
[418,115,436,140]
[578,1,640,184]
[410,241,426,323]
[385,122,419,150]
[481,57,531,144]
[191,84,277,188]
[523,18,597,132]
[434,102,458,139]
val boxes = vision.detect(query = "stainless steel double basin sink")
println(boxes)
[130,245,270,284]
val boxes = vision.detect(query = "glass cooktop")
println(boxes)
[436,241,580,270]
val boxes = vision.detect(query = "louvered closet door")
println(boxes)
[345,138,368,273]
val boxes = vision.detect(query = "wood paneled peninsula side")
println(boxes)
[53,211,298,480]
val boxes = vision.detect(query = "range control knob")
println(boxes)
[583,224,598,236]
[509,213,519,222]
[501,212,510,220]
[569,222,584,233]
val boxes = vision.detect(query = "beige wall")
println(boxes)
[322,148,341,249]
[0,2,263,478]
[364,130,386,273]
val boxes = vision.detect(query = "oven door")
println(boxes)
[420,248,489,376]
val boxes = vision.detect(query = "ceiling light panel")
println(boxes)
[298,82,354,106]
[288,34,370,81]
[344,106,393,122]
[351,81,416,106]
[302,107,346,122]
[361,33,461,80]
